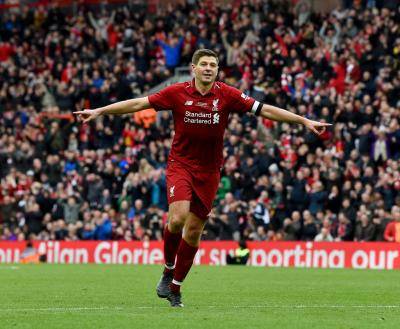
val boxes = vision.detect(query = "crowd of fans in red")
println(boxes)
[0,0,399,243]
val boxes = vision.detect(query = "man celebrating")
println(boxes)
[74,49,331,307]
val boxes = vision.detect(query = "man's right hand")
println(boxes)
[73,109,101,123]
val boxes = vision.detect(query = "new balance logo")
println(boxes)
[213,113,220,124]
[241,93,250,100]
[170,185,175,198]
[184,100,193,106]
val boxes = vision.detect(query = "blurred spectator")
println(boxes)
[354,213,376,242]
[282,217,297,241]
[384,206,400,242]
[333,213,353,241]
[63,196,81,224]
[308,181,328,215]
[93,212,112,240]
[226,240,250,265]
[249,226,268,241]
[20,241,40,264]
[301,210,318,241]
[156,32,184,70]
[314,227,334,242]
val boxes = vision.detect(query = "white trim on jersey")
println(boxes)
[172,279,182,286]
[251,100,260,114]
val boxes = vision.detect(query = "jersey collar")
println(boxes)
[186,78,218,96]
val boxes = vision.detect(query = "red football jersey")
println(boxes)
[148,80,259,171]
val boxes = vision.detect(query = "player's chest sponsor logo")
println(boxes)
[184,111,220,125]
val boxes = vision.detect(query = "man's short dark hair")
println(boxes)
[192,49,219,65]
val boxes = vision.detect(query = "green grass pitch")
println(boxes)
[1,264,400,329]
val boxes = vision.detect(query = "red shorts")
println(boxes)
[166,160,220,220]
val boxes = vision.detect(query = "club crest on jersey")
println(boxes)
[212,99,219,111]
[170,185,175,198]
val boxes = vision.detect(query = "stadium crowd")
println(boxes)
[0,0,399,243]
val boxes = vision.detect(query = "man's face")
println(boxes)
[192,56,218,85]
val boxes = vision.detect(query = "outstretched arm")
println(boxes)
[227,84,331,136]
[73,96,151,123]
[239,30,257,52]
[156,39,168,49]
[259,103,332,135]
[88,12,100,30]
[108,11,116,25]
[221,31,232,50]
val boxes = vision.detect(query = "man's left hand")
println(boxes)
[303,119,332,136]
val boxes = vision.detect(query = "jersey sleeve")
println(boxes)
[148,85,176,112]
[224,84,259,114]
